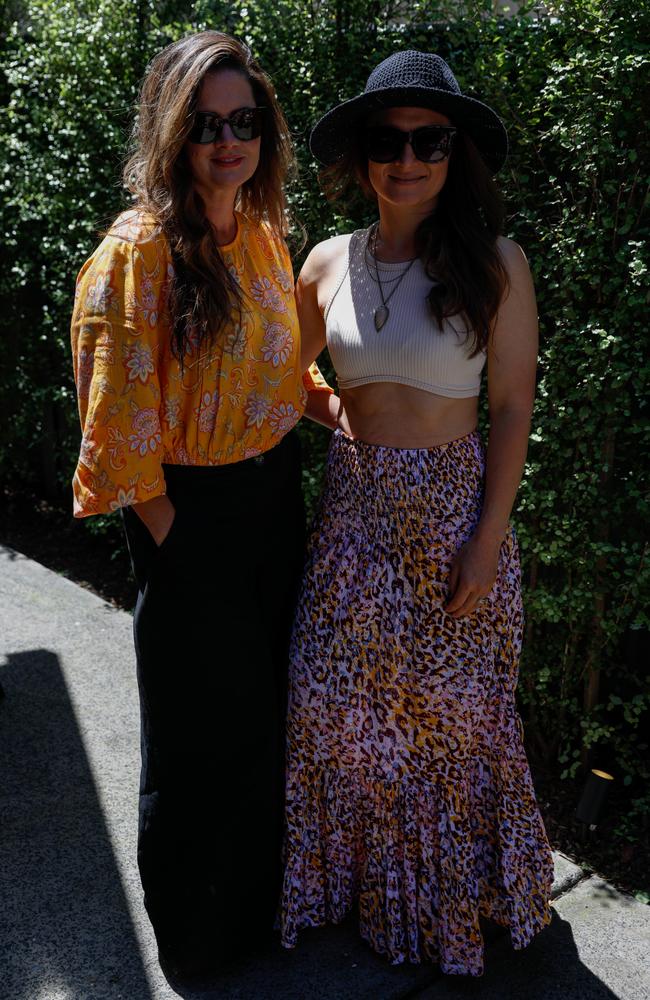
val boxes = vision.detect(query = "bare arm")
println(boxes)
[304,388,345,430]
[299,236,351,432]
[446,238,538,617]
[479,238,538,542]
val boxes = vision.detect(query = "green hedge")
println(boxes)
[1,0,648,838]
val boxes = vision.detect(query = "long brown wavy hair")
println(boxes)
[322,128,508,355]
[124,31,295,360]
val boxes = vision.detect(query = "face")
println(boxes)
[365,107,452,215]
[185,68,261,201]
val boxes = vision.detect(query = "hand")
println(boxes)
[445,532,502,618]
[132,495,176,547]
[335,400,354,439]
[152,505,176,548]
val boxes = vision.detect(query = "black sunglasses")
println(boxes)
[364,125,457,164]
[188,106,266,144]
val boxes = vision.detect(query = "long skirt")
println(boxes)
[122,431,304,966]
[280,429,553,976]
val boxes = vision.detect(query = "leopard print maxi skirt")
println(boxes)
[280,429,553,976]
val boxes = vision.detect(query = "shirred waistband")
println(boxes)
[322,428,485,514]
[332,426,483,455]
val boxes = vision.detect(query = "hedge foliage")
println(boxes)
[1,1,648,837]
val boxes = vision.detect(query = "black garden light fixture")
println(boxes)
[576,768,615,830]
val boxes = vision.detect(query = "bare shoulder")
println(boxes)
[488,237,538,400]
[497,236,534,286]
[490,236,538,360]
[300,232,354,285]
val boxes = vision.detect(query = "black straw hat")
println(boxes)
[310,50,508,174]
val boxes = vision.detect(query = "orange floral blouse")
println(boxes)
[71,209,331,517]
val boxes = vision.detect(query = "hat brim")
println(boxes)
[310,86,508,174]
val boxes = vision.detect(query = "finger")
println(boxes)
[452,586,493,618]
[447,560,460,598]
[445,582,473,614]
[448,598,480,618]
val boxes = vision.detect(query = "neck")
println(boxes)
[374,199,437,261]
[198,186,239,245]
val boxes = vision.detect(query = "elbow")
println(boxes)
[488,402,533,428]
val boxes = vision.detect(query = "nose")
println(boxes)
[215,122,237,144]
[397,140,417,165]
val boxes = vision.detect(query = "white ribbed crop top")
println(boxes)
[325,227,486,397]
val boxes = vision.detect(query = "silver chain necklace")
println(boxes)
[365,222,416,332]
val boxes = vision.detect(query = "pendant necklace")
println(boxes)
[365,222,416,332]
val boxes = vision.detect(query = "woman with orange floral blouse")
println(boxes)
[71,32,331,987]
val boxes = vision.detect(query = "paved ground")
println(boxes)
[1,543,648,1000]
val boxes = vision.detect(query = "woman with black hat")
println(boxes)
[279,51,553,975]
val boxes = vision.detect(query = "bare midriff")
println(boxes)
[339,382,479,448]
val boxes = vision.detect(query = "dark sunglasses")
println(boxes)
[188,106,266,144]
[364,124,457,164]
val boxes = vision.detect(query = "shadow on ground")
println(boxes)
[413,909,622,1000]
[149,893,623,1000]
[0,648,152,999]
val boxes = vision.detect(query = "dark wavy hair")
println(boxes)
[321,129,508,355]
[123,31,295,360]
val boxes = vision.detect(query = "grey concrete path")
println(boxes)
[1,543,648,1000]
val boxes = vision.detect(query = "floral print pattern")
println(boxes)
[271,263,293,293]
[76,346,94,400]
[79,428,97,469]
[250,275,287,314]
[71,209,332,516]
[261,322,294,367]
[135,275,158,327]
[194,391,220,434]
[124,342,155,383]
[268,401,300,435]
[106,426,127,471]
[223,322,249,361]
[85,272,113,313]
[128,406,162,456]
[255,228,276,261]
[280,430,554,976]
[108,486,137,511]
[163,396,181,431]
[244,390,271,429]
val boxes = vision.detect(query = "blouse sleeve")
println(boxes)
[71,228,169,517]
[303,362,334,393]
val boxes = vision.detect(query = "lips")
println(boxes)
[388,174,425,184]
[211,155,245,166]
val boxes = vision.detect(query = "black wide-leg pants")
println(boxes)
[122,432,305,964]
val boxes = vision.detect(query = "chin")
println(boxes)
[383,191,440,211]
[210,163,254,183]
[376,178,442,203]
